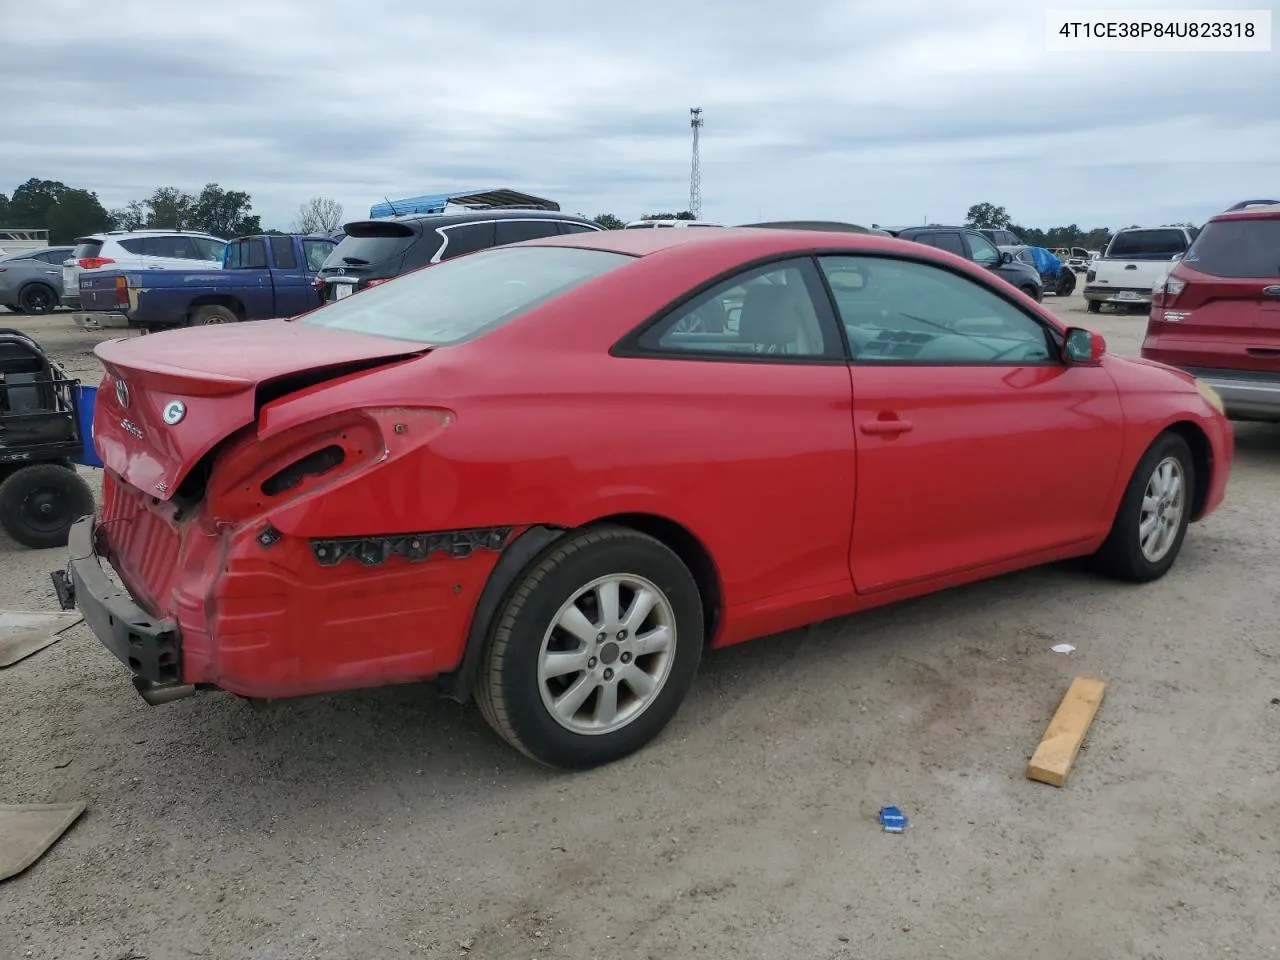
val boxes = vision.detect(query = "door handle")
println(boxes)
[861,419,914,436]
[1263,285,1280,298]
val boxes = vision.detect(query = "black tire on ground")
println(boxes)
[1020,284,1041,302]
[1087,300,1102,313]
[1055,269,1076,297]
[1092,431,1195,583]
[0,463,95,550]
[19,284,57,315]
[476,525,705,769]
[188,304,238,325]
[5,305,26,315]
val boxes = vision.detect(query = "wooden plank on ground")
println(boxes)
[1027,677,1107,787]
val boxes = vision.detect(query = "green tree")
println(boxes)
[8,178,70,227]
[592,213,625,230]
[144,187,198,229]
[0,191,9,224]
[192,182,260,237]
[109,201,147,231]
[964,202,1011,229]
[45,188,110,243]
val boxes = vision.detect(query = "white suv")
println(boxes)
[623,219,722,229]
[61,230,226,308]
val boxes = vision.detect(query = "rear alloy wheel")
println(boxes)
[189,305,238,325]
[0,463,95,550]
[19,284,57,315]
[1093,431,1194,582]
[476,526,704,768]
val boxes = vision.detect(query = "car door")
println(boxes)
[619,257,858,625]
[265,235,325,317]
[494,219,563,247]
[917,231,967,258]
[961,231,1003,272]
[220,237,274,315]
[816,254,1124,593]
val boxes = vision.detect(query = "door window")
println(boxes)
[557,222,598,235]
[818,255,1057,364]
[635,259,838,359]
[925,232,966,257]
[302,239,335,271]
[965,232,1001,267]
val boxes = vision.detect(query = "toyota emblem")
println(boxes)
[162,400,186,425]
[115,379,129,407]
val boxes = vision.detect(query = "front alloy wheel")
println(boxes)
[1093,431,1195,582]
[477,526,704,768]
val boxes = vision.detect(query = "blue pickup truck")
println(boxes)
[71,233,337,330]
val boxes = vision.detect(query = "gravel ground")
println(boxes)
[2,297,1278,960]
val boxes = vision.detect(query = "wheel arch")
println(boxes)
[19,279,58,303]
[187,295,245,319]
[442,512,723,704]
[1163,419,1214,521]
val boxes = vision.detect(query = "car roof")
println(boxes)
[898,225,974,233]
[529,225,925,260]
[1210,205,1280,223]
[342,209,597,230]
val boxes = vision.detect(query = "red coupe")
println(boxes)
[55,227,1233,768]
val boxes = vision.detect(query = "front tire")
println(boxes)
[1092,432,1194,582]
[0,463,95,549]
[476,526,704,769]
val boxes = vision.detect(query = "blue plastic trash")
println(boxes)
[878,806,908,833]
[72,384,104,468]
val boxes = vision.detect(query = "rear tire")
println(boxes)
[1055,269,1076,296]
[1020,284,1040,302]
[1087,300,1102,314]
[1092,431,1194,583]
[188,305,238,325]
[0,463,95,550]
[19,284,57,315]
[476,525,704,769]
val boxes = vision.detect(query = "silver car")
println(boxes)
[0,246,74,315]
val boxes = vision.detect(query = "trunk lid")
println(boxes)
[93,319,427,500]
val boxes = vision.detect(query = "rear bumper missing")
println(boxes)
[53,516,194,705]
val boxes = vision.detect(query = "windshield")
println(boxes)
[299,245,634,345]
[1105,229,1188,260]
[323,221,418,267]
[1183,219,1280,278]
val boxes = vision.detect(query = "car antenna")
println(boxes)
[384,196,399,216]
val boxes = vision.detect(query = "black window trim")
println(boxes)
[810,250,1066,368]
[430,217,604,263]
[610,254,849,366]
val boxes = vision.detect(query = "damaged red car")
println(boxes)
[53,227,1232,769]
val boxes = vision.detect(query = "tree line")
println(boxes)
[0,178,345,244]
[964,201,1200,250]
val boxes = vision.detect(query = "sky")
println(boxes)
[3,0,1278,233]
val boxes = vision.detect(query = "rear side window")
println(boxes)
[299,246,634,345]
[1183,219,1280,278]
[324,221,418,268]
[118,238,148,254]
[439,222,497,260]
[495,220,562,245]
[269,236,298,269]
[925,232,966,256]
[1106,229,1188,260]
[558,223,596,235]
[71,240,103,260]
[225,238,268,269]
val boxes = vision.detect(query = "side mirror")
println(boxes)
[1001,251,1013,264]
[1063,327,1106,364]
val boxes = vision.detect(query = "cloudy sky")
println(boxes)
[4,0,1277,232]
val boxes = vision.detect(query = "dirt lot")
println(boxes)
[2,296,1278,960]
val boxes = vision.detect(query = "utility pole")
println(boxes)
[689,107,703,220]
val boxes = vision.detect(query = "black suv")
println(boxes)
[316,209,602,302]
[890,225,1043,301]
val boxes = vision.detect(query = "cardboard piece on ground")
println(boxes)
[1027,677,1107,787]
[0,802,86,881]
[0,609,83,668]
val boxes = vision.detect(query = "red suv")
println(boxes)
[1142,200,1280,421]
